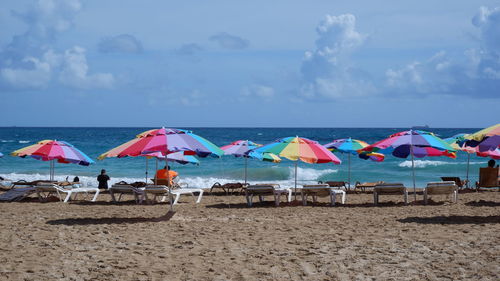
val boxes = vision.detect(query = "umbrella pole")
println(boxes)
[244,156,248,185]
[155,158,158,185]
[348,153,351,190]
[167,163,173,212]
[294,161,298,201]
[145,158,149,183]
[466,153,470,189]
[410,146,417,201]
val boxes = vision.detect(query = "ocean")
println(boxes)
[0,127,487,188]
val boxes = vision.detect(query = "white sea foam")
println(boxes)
[18,140,30,144]
[0,167,339,189]
[1,140,15,143]
[398,160,486,168]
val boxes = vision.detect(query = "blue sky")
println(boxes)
[0,0,499,127]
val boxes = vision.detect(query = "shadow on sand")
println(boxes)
[398,215,500,225]
[465,200,500,207]
[46,211,176,225]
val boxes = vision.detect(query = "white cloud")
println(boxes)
[298,14,375,100]
[209,32,250,50]
[98,34,143,54]
[59,46,114,88]
[241,84,275,100]
[176,43,203,56]
[385,6,500,98]
[0,0,114,91]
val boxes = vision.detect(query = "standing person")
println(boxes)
[97,169,110,189]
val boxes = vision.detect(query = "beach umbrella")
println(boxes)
[99,127,223,211]
[463,124,500,152]
[358,152,385,162]
[249,136,341,200]
[221,140,281,185]
[324,138,381,189]
[362,130,455,201]
[11,140,94,181]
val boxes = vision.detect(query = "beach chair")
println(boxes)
[301,184,346,206]
[354,181,384,193]
[423,181,458,204]
[319,181,348,191]
[109,183,144,203]
[151,177,188,188]
[440,177,468,189]
[35,182,100,203]
[475,167,500,190]
[209,182,247,194]
[245,184,291,207]
[373,183,408,205]
[141,185,204,205]
[0,187,36,201]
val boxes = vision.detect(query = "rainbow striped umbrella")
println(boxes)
[249,136,341,199]
[221,140,280,184]
[99,127,223,159]
[362,130,455,200]
[463,124,500,152]
[11,140,94,180]
[99,127,223,211]
[324,138,383,189]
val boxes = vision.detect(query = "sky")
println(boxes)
[0,0,499,128]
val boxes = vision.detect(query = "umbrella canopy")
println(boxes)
[98,127,224,159]
[324,138,370,154]
[362,130,455,200]
[249,136,341,200]
[250,136,341,164]
[221,140,281,184]
[12,140,94,165]
[221,140,281,162]
[11,140,94,180]
[463,124,500,152]
[324,138,381,188]
[143,151,200,165]
[358,152,385,162]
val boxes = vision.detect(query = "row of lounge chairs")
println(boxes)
[244,181,459,207]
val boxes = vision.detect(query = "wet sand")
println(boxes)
[0,190,499,280]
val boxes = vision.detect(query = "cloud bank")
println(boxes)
[298,14,375,100]
[209,32,250,50]
[98,34,143,54]
[0,0,114,91]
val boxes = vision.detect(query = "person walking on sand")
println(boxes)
[155,165,178,186]
[97,169,110,189]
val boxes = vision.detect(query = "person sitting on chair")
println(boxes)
[155,165,178,186]
[97,169,110,190]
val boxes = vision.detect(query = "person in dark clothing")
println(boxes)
[487,159,496,168]
[97,169,110,189]
[73,176,80,183]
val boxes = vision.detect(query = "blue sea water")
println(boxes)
[0,127,488,188]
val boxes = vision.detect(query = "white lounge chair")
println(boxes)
[35,183,100,203]
[245,184,292,207]
[424,181,458,204]
[109,184,144,203]
[301,184,346,206]
[373,182,408,205]
[141,185,204,205]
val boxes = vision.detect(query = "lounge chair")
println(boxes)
[141,185,204,205]
[301,184,346,206]
[245,184,291,207]
[151,177,188,188]
[424,181,458,204]
[209,182,247,194]
[35,182,100,203]
[354,181,384,193]
[109,182,144,203]
[0,187,36,201]
[475,167,500,190]
[319,181,348,191]
[440,177,468,189]
[373,183,408,205]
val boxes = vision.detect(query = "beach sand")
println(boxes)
[0,190,498,280]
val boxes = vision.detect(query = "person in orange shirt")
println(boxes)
[155,165,179,186]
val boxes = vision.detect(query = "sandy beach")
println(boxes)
[0,189,498,280]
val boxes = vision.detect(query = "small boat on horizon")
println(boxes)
[411,125,430,130]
